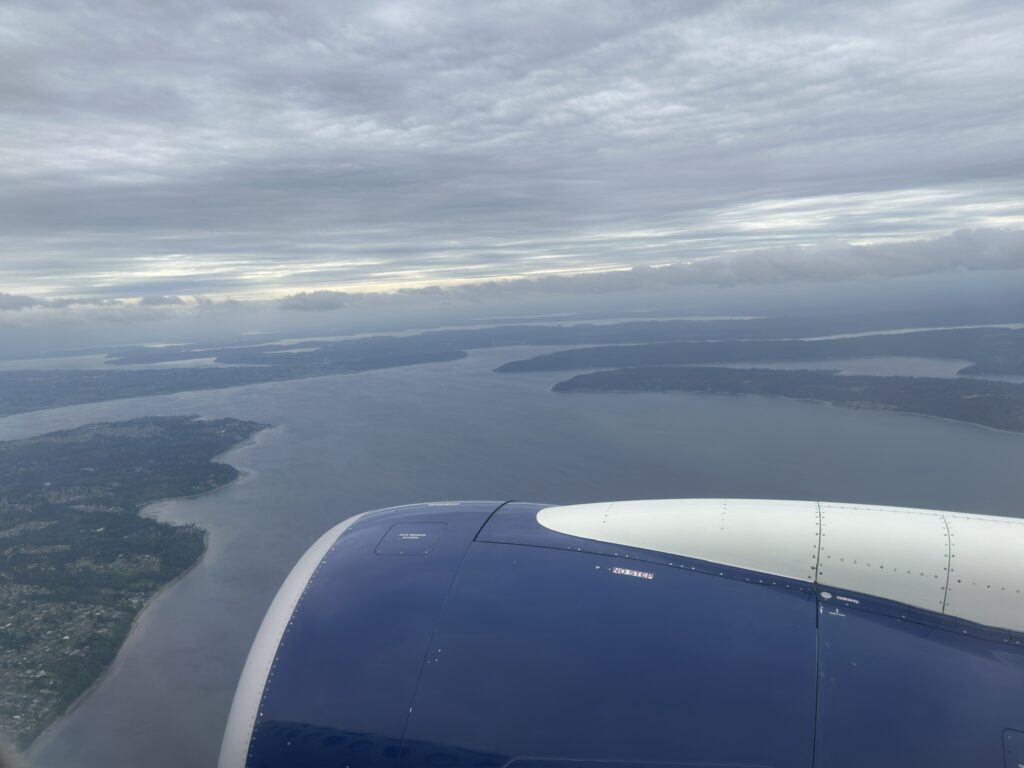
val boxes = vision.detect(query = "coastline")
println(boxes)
[25,529,212,758]
[554,388,1024,436]
[23,426,272,759]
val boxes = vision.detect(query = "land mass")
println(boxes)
[0,348,466,418]
[2,320,1023,418]
[497,327,1024,374]
[0,415,266,747]
[553,367,1024,432]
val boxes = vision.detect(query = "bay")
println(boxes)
[6,345,1023,768]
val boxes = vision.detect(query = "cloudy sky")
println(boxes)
[2,0,1023,311]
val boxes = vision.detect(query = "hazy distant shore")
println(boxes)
[553,366,1024,433]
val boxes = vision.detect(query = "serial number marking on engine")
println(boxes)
[610,566,654,580]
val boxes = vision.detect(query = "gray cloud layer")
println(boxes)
[2,0,1023,304]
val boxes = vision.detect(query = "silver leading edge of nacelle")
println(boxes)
[537,499,1024,633]
[218,512,366,768]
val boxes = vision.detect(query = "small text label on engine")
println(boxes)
[610,566,654,580]
[375,522,448,555]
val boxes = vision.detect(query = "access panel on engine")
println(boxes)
[401,539,818,767]
[815,602,1024,767]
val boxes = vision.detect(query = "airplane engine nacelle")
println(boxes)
[220,500,1024,768]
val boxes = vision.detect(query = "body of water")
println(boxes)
[4,346,1023,768]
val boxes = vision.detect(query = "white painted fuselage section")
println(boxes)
[537,499,1024,633]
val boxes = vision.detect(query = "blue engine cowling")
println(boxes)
[220,501,1024,768]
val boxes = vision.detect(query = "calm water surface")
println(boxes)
[4,346,1022,768]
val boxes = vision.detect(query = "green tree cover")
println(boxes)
[0,416,266,747]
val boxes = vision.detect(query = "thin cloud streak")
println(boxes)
[2,228,1021,326]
